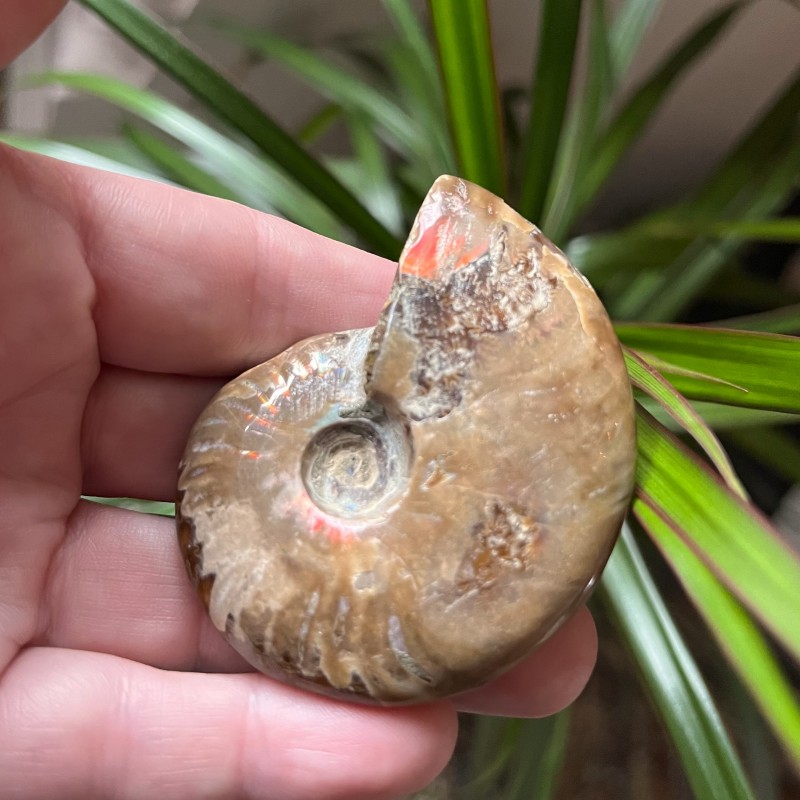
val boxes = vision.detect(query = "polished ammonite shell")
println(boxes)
[177,176,636,704]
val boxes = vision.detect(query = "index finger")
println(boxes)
[10,146,395,375]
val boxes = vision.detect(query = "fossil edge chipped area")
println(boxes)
[177,175,637,705]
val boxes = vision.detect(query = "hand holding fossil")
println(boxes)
[0,10,598,796]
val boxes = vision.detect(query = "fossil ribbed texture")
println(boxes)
[177,176,636,704]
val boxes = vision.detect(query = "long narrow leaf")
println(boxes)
[462,717,526,800]
[616,323,800,412]
[381,0,453,173]
[519,0,582,222]
[341,112,404,234]
[462,714,569,800]
[382,0,440,90]
[0,133,171,182]
[76,0,399,256]
[631,354,745,393]
[609,0,663,78]
[428,0,505,194]
[297,103,342,145]
[705,268,800,313]
[215,25,431,166]
[636,410,800,663]
[714,304,800,335]
[30,72,353,236]
[566,228,687,281]
[645,401,799,431]
[641,216,800,243]
[621,71,800,319]
[123,124,243,202]
[381,41,455,176]
[624,349,746,497]
[601,525,755,800]
[728,677,783,800]
[542,0,614,240]
[634,498,800,768]
[535,713,570,800]
[725,427,800,486]
[506,713,570,800]
[683,71,800,219]
[570,216,800,286]
[634,143,800,320]
[577,3,742,215]
[84,496,176,516]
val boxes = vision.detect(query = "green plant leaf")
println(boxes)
[297,103,342,145]
[705,268,800,313]
[382,0,440,91]
[631,158,800,321]
[683,71,800,220]
[566,228,687,281]
[631,353,745,392]
[380,0,454,174]
[542,0,614,240]
[462,714,570,800]
[639,217,800,243]
[725,426,800,485]
[380,40,456,178]
[340,112,404,234]
[462,717,527,800]
[519,0,582,222]
[636,410,800,663]
[29,72,351,237]
[727,674,783,800]
[609,0,663,78]
[122,124,243,202]
[428,0,505,194]
[75,0,399,256]
[577,3,742,216]
[83,496,176,516]
[715,304,800,335]
[601,525,755,800]
[622,71,800,319]
[51,135,165,169]
[634,498,800,769]
[506,713,570,800]
[0,132,171,182]
[647,401,799,431]
[624,349,747,497]
[569,216,800,286]
[215,24,434,169]
[616,324,800,412]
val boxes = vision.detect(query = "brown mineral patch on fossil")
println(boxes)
[176,175,637,704]
[455,500,541,593]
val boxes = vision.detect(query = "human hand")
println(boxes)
[0,6,597,797]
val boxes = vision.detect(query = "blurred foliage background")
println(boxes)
[3,0,800,797]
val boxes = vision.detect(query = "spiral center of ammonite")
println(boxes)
[301,415,411,520]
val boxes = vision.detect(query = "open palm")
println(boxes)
[0,6,597,798]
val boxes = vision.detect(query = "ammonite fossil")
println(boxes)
[177,176,636,704]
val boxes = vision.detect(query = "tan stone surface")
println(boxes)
[177,176,636,704]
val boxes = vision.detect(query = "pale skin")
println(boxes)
[0,4,598,797]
